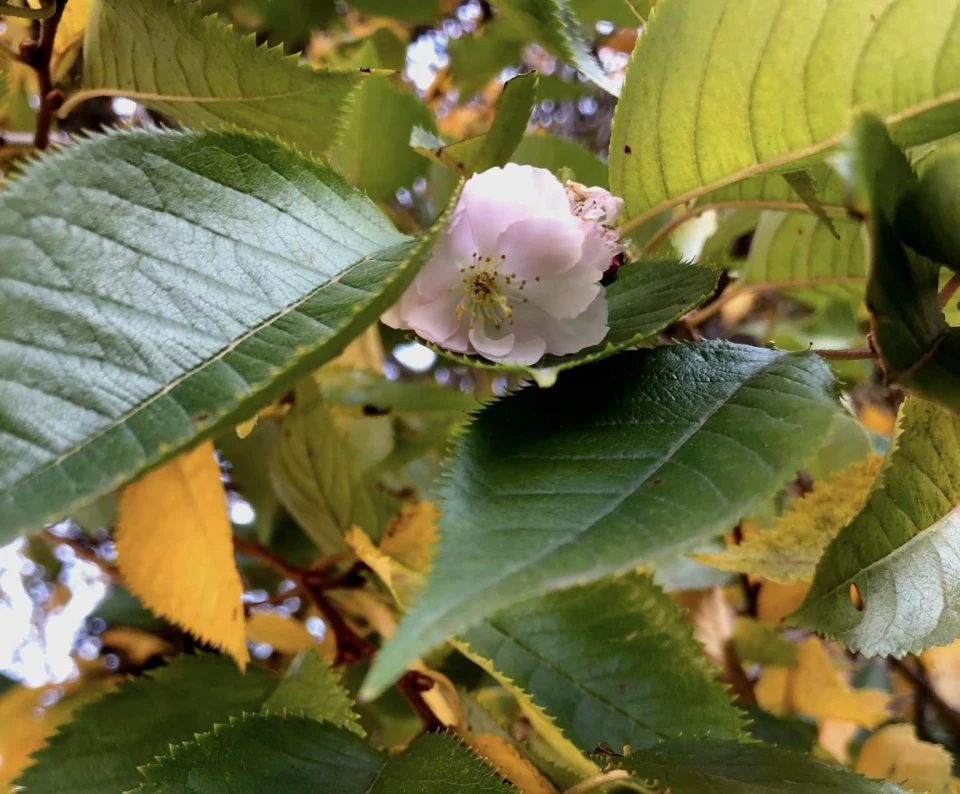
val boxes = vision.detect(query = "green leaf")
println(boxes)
[427,259,721,384]
[490,0,619,96]
[743,212,865,306]
[134,716,514,793]
[362,341,840,698]
[897,140,960,270]
[333,75,439,201]
[317,369,481,416]
[616,739,907,793]
[837,115,960,411]
[0,129,450,539]
[792,397,960,657]
[610,0,960,228]
[447,17,526,98]
[347,0,443,24]
[78,0,369,157]
[457,573,745,754]
[271,379,385,552]
[262,649,363,735]
[134,714,383,793]
[781,171,840,239]
[16,655,278,794]
[570,0,650,26]
[511,134,609,188]
[412,72,538,175]
[367,732,513,793]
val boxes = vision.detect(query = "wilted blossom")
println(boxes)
[382,164,626,366]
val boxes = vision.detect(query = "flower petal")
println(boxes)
[460,165,571,253]
[522,274,602,319]
[495,217,584,280]
[404,291,463,344]
[517,292,609,357]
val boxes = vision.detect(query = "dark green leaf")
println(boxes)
[134,714,382,793]
[837,114,960,412]
[16,655,278,794]
[368,732,513,793]
[134,716,513,793]
[363,341,840,697]
[0,129,447,539]
[781,171,840,239]
[458,573,745,754]
[262,649,363,734]
[429,259,721,384]
[447,18,525,98]
[80,0,368,157]
[897,140,960,271]
[616,739,906,793]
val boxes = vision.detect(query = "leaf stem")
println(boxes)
[811,346,877,361]
[22,0,69,149]
[938,270,960,311]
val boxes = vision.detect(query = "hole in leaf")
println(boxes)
[849,583,865,612]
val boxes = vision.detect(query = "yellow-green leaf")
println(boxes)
[695,455,884,583]
[117,442,248,668]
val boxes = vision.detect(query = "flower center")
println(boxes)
[454,252,529,331]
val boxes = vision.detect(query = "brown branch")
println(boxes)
[812,346,877,361]
[890,656,960,748]
[40,529,122,583]
[234,537,442,731]
[938,270,960,311]
[19,0,69,150]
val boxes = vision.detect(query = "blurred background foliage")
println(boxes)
[0,1,943,791]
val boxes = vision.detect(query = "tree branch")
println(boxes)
[19,0,69,150]
[233,537,443,731]
[938,270,960,311]
[890,656,960,748]
[812,346,877,361]
[41,529,122,583]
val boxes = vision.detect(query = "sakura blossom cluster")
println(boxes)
[382,164,626,366]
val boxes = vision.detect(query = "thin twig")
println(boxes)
[234,537,442,730]
[890,656,960,748]
[21,0,69,150]
[620,0,645,24]
[811,346,877,361]
[938,270,960,311]
[40,529,122,583]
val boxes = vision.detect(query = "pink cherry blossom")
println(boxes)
[382,164,626,366]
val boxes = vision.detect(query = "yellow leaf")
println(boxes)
[695,455,884,582]
[793,639,889,728]
[860,403,896,436]
[51,0,92,75]
[326,326,385,374]
[856,724,953,793]
[345,501,440,607]
[819,719,857,764]
[754,666,791,717]
[923,640,960,711]
[246,611,317,655]
[756,580,809,625]
[117,442,249,668]
[461,732,558,794]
